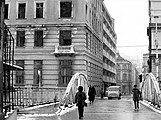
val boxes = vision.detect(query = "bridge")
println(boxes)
[55,72,161,115]
[3,72,161,119]
[141,73,161,108]
[56,72,89,115]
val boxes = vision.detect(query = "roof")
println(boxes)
[116,53,131,63]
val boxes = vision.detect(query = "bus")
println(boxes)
[106,86,121,100]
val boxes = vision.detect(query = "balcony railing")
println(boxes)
[53,45,75,57]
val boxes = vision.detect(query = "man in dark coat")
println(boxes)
[75,86,87,119]
[132,85,141,111]
[88,85,96,104]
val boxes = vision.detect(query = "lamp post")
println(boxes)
[154,16,160,88]
[155,39,159,79]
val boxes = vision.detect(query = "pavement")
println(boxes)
[17,96,161,120]
[140,100,161,114]
[57,97,161,120]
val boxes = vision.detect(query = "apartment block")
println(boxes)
[102,3,117,89]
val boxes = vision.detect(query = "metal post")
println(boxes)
[154,15,160,89]
[155,21,159,80]
[148,26,152,73]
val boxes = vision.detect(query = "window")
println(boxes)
[59,60,72,87]
[123,73,127,81]
[60,1,72,18]
[34,30,43,47]
[15,60,24,85]
[18,3,26,19]
[34,60,42,85]
[36,2,44,18]
[5,4,9,19]
[59,30,71,46]
[16,31,25,47]
[116,73,120,80]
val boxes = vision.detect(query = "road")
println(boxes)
[17,97,161,120]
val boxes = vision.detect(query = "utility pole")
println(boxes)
[0,0,4,119]
[154,16,159,82]
[147,26,152,73]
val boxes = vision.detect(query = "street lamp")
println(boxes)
[154,15,160,87]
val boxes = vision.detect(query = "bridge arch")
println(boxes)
[61,72,89,106]
[141,73,161,106]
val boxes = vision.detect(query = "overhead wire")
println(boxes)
[118,45,148,48]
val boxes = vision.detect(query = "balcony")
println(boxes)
[53,45,75,57]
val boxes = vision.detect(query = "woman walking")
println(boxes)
[75,86,87,119]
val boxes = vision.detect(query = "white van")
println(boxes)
[106,86,121,100]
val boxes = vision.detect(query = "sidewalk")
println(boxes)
[55,98,113,120]
[56,97,161,120]
[140,100,161,114]
[17,102,59,120]
[17,97,161,120]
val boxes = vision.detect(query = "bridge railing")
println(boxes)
[12,72,89,114]
[12,87,66,108]
[141,73,161,107]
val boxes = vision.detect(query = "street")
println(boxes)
[17,97,161,120]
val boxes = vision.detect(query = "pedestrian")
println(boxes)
[100,88,104,99]
[75,86,87,119]
[88,85,96,104]
[132,85,141,111]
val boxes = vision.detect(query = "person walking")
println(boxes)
[88,85,96,104]
[100,88,104,99]
[75,86,87,119]
[132,85,141,111]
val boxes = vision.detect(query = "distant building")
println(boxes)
[116,53,138,95]
[5,0,117,93]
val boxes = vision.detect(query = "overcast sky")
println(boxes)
[104,0,149,66]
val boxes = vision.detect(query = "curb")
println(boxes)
[19,102,60,111]
[56,104,77,116]
[140,100,161,114]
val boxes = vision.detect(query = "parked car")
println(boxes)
[106,86,121,100]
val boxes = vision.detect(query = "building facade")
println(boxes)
[5,0,117,93]
[116,53,134,95]
[148,0,161,87]
[102,3,117,89]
